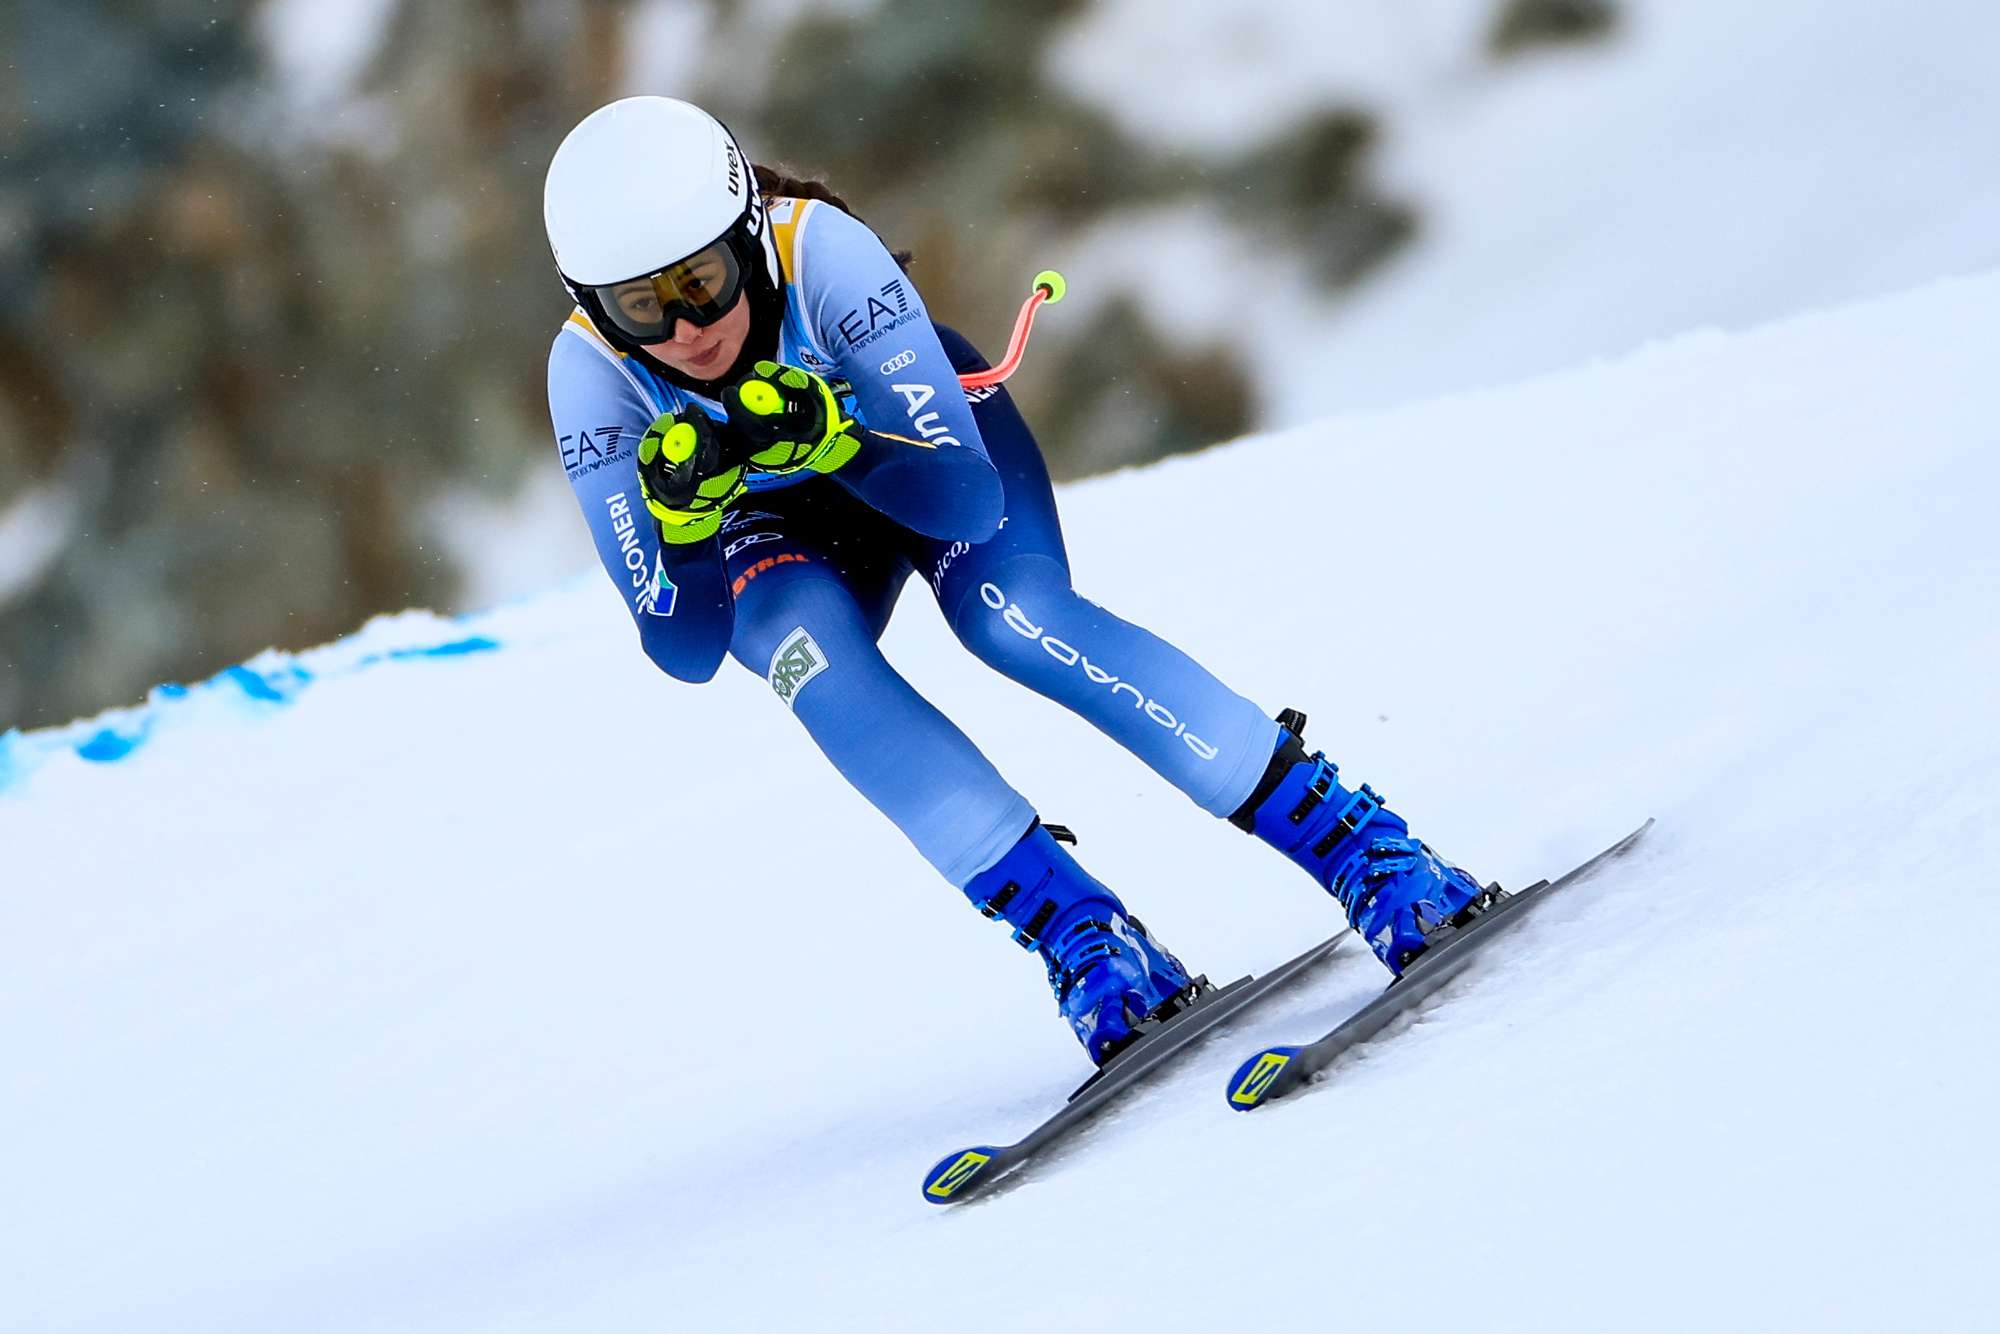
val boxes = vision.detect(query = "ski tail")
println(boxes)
[923,1146,1002,1203]
[1226,1046,1304,1110]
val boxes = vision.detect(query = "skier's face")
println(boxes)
[642,292,750,381]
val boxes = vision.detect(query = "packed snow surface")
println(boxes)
[5,272,1999,1331]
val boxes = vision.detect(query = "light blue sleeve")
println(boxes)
[792,204,1004,543]
[546,327,734,682]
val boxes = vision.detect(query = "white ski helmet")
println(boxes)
[543,96,784,377]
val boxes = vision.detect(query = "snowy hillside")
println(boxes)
[6,271,2000,1332]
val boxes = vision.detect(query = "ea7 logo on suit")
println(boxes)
[836,280,917,350]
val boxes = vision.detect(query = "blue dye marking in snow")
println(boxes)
[383,636,501,662]
[77,722,153,764]
[222,664,286,702]
[220,662,314,704]
[350,636,500,672]
[0,628,502,794]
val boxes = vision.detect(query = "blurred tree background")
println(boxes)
[0,0,1614,729]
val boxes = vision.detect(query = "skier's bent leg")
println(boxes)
[727,562,1032,887]
[923,327,1278,817]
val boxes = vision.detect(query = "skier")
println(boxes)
[543,97,1487,1066]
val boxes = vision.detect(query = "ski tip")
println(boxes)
[922,1145,1001,1204]
[1226,1046,1303,1111]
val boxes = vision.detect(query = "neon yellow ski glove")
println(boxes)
[635,409,747,546]
[722,361,863,477]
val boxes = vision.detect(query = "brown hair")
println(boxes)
[753,163,913,273]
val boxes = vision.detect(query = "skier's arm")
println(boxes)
[794,205,1004,543]
[547,329,734,682]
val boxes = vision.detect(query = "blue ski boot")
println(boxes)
[1230,709,1484,974]
[964,821,1200,1065]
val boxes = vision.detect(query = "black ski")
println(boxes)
[921,931,1347,1205]
[1224,818,1654,1111]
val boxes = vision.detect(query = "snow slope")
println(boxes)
[5,271,1999,1332]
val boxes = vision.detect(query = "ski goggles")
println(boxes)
[589,229,751,343]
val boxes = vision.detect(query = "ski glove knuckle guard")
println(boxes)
[722,360,862,478]
[636,408,746,546]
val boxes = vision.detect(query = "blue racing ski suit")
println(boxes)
[546,197,1280,886]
